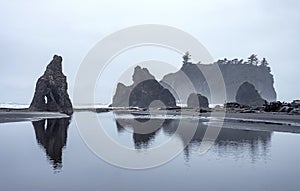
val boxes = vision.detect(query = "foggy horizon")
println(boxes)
[1,0,299,104]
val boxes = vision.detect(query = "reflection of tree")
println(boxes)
[133,132,157,149]
[163,119,272,162]
[115,116,272,163]
[32,118,71,170]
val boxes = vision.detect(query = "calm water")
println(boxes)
[0,112,299,191]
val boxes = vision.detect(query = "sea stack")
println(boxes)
[29,55,73,115]
[235,81,266,107]
[112,66,176,108]
[161,54,277,104]
[187,93,209,108]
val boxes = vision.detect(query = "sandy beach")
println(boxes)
[2,106,299,134]
[0,110,70,123]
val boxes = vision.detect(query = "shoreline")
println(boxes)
[0,110,70,123]
[1,107,300,134]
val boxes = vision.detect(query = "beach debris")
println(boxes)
[223,100,300,115]
[264,101,300,114]
[264,101,283,112]
[29,55,73,115]
[291,100,300,107]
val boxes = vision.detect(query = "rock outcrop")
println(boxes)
[235,82,266,106]
[29,55,73,115]
[161,54,276,104]
[264,100,300,114]
[112,66,176,108]
[187,93,209,108]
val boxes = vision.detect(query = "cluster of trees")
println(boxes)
[182,52,270,69]
[216,54,269,68]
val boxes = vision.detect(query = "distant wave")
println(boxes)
[0,103,29,109]
[73,104,109,109]
[0,103,111,109]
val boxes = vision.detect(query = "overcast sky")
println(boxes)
[0,0,299,105]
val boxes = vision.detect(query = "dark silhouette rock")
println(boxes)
[129,79,176,108]
[291,100,300,108]
[161,55,276,104]
[264,101,284,112]
[29,55,73,115]
[264,101,300,114]
[236,82,266,106]
[112,66,176,108]
[187,93,209,108]
[132,65,155,83]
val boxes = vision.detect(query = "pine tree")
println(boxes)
[182,52,191,64]
[260,58,269,67]
[248,54,259,66]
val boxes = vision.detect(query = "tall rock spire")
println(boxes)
[29,55,73,115]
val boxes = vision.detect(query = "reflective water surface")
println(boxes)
[0,112,299,191]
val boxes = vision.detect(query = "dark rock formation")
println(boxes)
[264,101,283,112]
[235,82,266,106]
[112,83,131,107]
[29,55,73,115]
[112,66,176,108]
[264,101,300,114]
[187,93,209,108]
[161,55,276,104]
[291,100,300,108]
[129,79,176,108]
[132,65,155,83]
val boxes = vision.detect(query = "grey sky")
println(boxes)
[0,0,299,105]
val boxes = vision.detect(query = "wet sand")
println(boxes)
[112,108,300,133]
[1,107,300,134]
[0,110,69,123]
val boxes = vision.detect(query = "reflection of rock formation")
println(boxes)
[133,132,157,149]
[112,66,176,108]
[116,120,157,149]
[115,118,173,149]
[236,82,266,106]
[162,119,272,162]
[32,118,71,170]
[115,116,272,162]
[29,55,73,115]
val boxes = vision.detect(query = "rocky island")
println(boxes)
[29,55,73,115]
[235,81,266,107]
[112,66,176,108]
[161,53,276,104]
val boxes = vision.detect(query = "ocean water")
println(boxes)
[0,112,299,191]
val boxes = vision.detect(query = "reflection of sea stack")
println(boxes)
[32,118,70,170]
[236,82,266,106]
[29,55,73,115]
[112,66,176,108]
[115,117,172,149]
